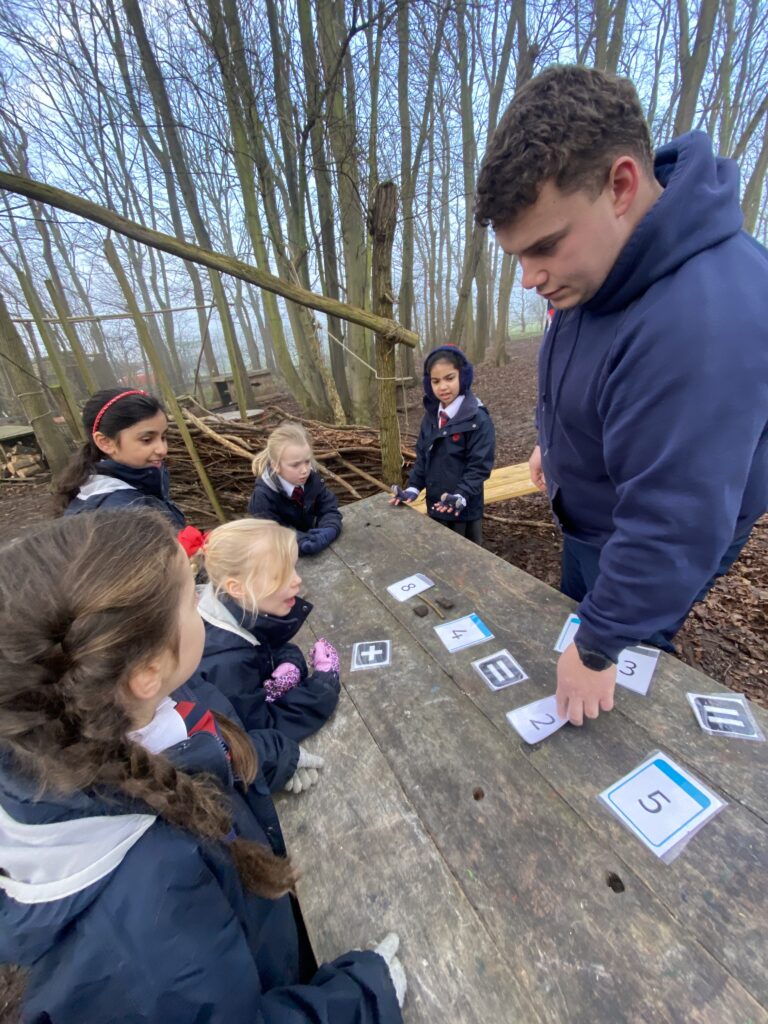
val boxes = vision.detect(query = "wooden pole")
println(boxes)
[17,271,85,440]
[103,237,226,523]
[0,171,419,350]
[370,181,403,486]
[0,292,73,476]
[44,278,98,394]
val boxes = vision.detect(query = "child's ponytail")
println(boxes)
[53,389,165,514]
[0,510,295,900]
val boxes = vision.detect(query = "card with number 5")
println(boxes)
[599,752,725,862]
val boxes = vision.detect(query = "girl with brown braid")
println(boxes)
[0,509,406,1024]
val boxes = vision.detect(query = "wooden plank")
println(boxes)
[277,688,542,1022]
[330,499,768,1005]
[410,462,539,513]
[291,540,767,1022]
[346,498,768,817]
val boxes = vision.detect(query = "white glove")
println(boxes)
[284,748,324,794]
[373,932,407,1008]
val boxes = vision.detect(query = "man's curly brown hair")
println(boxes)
[475,65,654,229]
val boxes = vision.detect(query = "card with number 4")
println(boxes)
[599,752,725,862]
[506,695,567,744]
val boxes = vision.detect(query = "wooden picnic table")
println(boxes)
[277,495,768,1024]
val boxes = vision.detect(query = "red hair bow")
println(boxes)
[177,526,208,557]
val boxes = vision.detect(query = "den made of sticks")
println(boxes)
[1,3,768,1022]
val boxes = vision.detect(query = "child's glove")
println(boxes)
[433,492,466,516]
[299,527,336,555]
[264,662,302,703]
[389,485,419,505]
[284,748,324,794]
[372,933,407,1008]
[309,637,340,674]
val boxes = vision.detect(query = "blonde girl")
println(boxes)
[0,509,405,1021]
[248,421,342,555]
[198,519,341,756]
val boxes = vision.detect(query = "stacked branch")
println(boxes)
[167,405,417,526]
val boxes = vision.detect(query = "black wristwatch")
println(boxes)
[574,643,616,672]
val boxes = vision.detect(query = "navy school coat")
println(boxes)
[197,584,340,742]
[247,468,342,553]
[63,459,186,528]
[0,685,401,1024]
[407,392,496,522]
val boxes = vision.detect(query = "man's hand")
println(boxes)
[529,445,547,493]
[556,643,616,724]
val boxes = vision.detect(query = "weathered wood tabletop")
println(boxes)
[277,496,768,1024]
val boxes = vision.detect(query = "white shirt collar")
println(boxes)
[127,697,188,754]
[439,394,465,424]
[277,473,299,497]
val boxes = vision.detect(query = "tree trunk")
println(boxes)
[0,292,73,475]
[370,182,402,485]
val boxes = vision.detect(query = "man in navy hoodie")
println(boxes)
[476,64,768,725]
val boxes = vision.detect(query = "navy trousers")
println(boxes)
[560,532,750,652]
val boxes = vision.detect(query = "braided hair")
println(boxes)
[0,509,295,898]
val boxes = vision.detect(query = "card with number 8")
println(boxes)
[386,573,434,602]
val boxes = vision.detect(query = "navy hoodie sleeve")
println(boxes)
[576,300,767,659]
[457,409,495,499]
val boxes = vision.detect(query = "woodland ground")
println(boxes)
[0,335,764,706]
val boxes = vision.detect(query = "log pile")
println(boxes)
[167,405,418,526]
[1,444,47,481]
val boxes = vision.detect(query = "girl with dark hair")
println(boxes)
[390,345,495,545]
[0,509,405,1023]
[54,387,185,527]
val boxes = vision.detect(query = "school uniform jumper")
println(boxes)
[0,688,401,1024]
[196,583,340,743]
[63,459,186,528]
[538,130,768,659]
[407,346,495,541]
[248,468,342,555]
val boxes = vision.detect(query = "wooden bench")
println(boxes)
[278,496,768,1023]
[410,462,539,513]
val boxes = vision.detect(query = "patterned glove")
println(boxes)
[433,492,466,516]
[284,748,325,794]
[373,933,407,1008]
[390,484,419,504]
[264,662,302,703]
[309,637,340,674]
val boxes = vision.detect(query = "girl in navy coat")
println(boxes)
[248,421,342,555]
[198,519,340,772]
[0,509,405,1023]
[391,345,495,545]
[55,387,185,528]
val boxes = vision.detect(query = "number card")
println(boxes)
[472,649,528,691]
[554,613,581,653]
[350,640,392,671]
[386,572,434,603]
[434,614,493,653]
[600,753,725,861]
[616,645,659,696]
[553,615,659,696]
[687,692,765,742]
[506,695,567,744]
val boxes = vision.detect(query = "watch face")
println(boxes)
[578,648,612,672]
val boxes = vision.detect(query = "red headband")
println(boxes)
[91,390,148,436]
